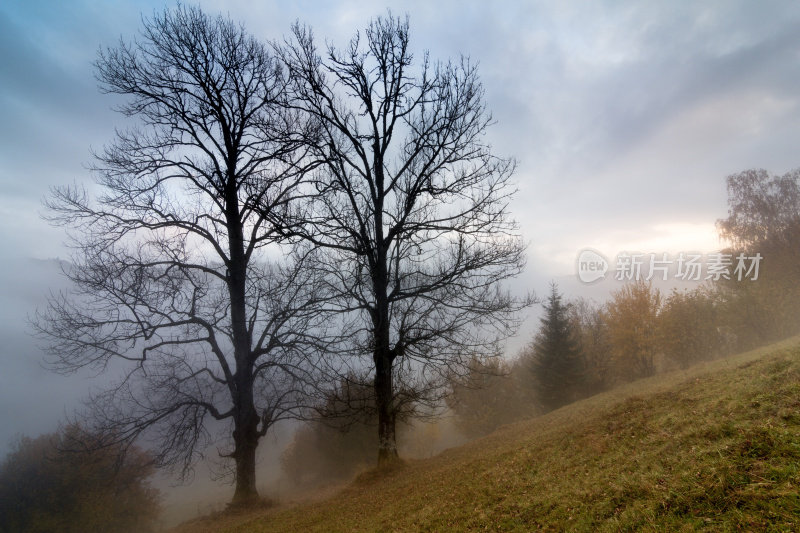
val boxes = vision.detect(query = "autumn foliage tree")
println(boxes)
[659,287,725,369]
[605,281,661,381]
[716,168,800,346]
[569,298,612,395]
[0,425,159,533]
[445,356,529,438]
[717,168,800,248]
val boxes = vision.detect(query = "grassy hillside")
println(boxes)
[175,339,800,532]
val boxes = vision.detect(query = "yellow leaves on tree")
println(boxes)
[605,281,661,381]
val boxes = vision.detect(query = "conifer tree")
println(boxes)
[529,283,584,411]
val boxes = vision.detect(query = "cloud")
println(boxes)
[2,0,800,471]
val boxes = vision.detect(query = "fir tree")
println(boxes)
[530,283,584,411]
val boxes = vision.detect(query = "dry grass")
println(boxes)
[172,337,800,532]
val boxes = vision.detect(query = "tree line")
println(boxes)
[446,167,800,439]
[0,426,159,533]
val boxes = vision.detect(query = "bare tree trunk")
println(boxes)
[231,417,259,505]
[374,354,398,465]
[227,172,261,504]
[373,230,399,465]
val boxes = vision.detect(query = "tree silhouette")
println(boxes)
[529,283,584,411]
[278,14,528,463]
[34,6,323,505]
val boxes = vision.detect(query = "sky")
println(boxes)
[1,0,799,493]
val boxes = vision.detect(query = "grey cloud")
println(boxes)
[3,0,800,459]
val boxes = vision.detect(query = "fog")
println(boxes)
[0,258,85,452]
[2,0,800,529]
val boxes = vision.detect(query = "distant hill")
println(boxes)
[173,337,800,532]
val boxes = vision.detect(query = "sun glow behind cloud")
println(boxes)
[601,221,722,257]
[531,221,722,277]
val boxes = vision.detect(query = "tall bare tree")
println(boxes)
[34,6,322,505]
[278,14,528,463]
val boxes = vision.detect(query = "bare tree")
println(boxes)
[33,6,323,505]
[278,14,528,464]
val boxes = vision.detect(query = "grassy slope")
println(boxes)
[176,339,800,532]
